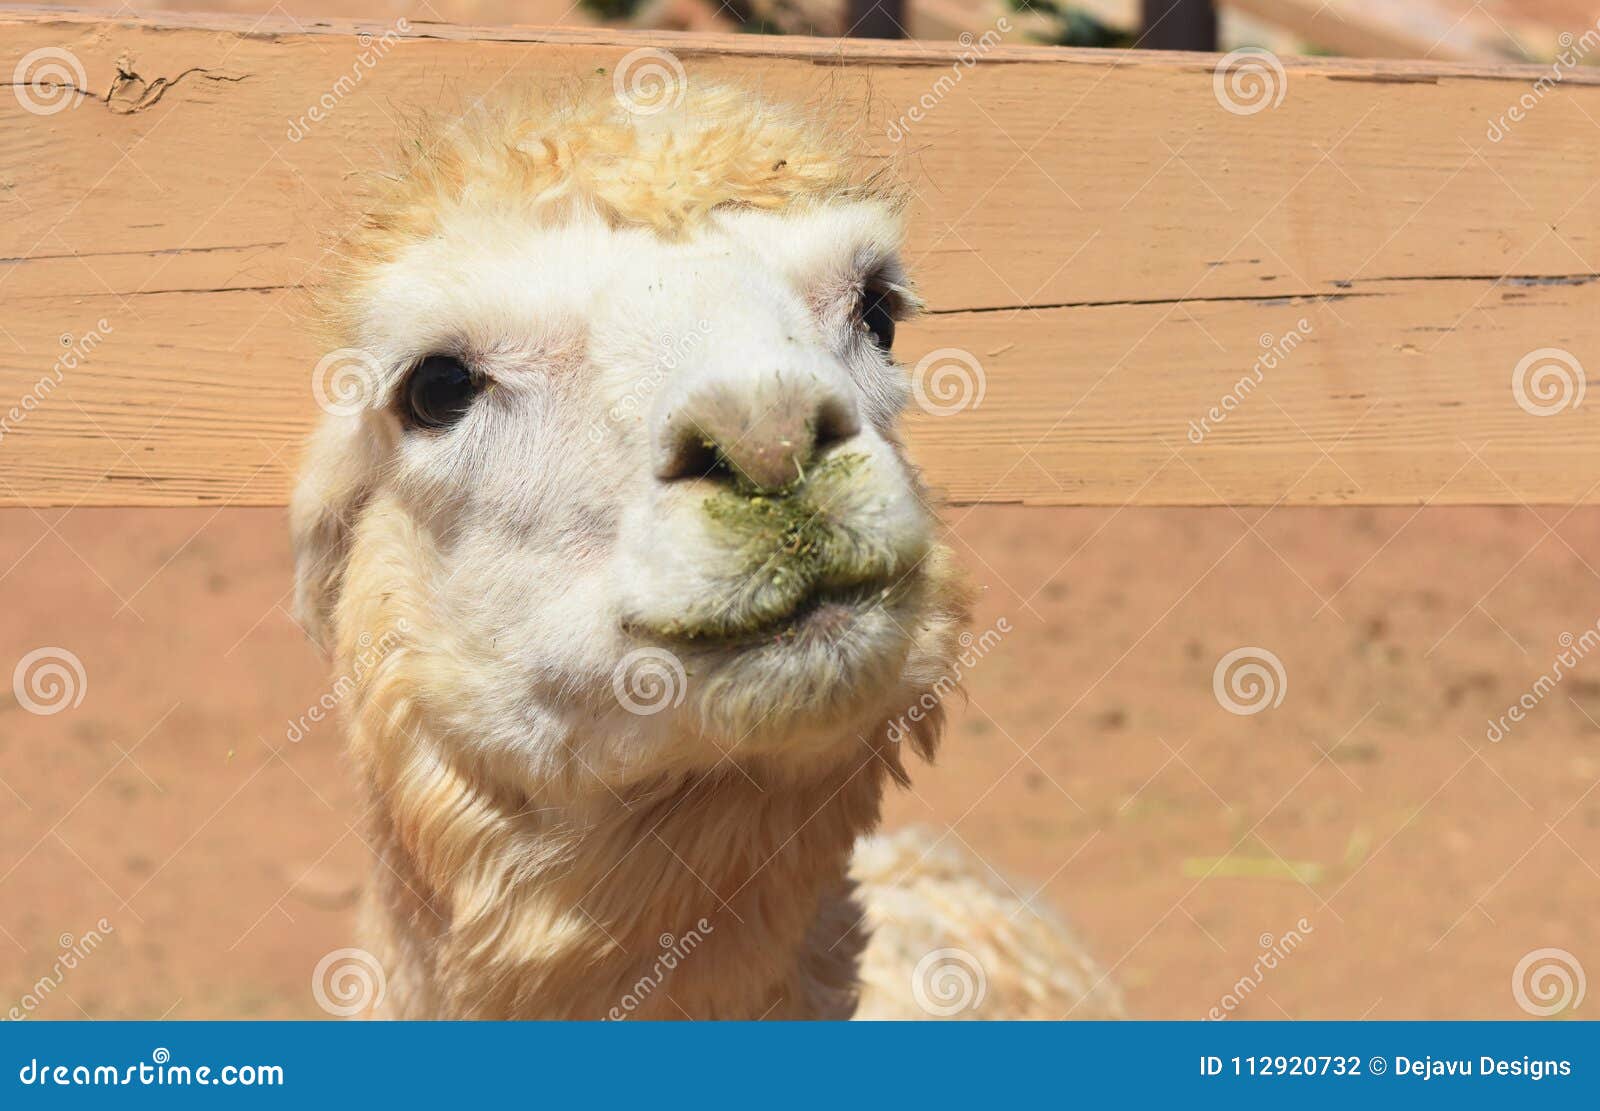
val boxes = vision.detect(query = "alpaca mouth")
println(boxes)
[735,581,895,644]
[624,577,909,648]
[621,449,931,650]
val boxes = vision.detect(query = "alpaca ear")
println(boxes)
[289,414,389,651]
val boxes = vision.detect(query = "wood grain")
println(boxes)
[1,9,1598,506]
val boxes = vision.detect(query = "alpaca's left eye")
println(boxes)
[859,284,896,352]
[403,355,482,431]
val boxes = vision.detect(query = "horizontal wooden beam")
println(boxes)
[1,10,1598,506]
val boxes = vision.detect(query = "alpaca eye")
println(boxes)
[859,284,896,352]
[404,356,481,430]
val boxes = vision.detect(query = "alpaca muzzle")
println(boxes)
[651,365,862,493]
[623,448,933,644]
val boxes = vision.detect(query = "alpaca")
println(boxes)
[290,76,1123,1020]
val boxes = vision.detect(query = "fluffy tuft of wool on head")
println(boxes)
[319,78,902,343]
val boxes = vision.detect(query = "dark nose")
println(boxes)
[653,377,861,492]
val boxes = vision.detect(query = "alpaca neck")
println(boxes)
[359,723,892,1020]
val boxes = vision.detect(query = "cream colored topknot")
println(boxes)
[327,78,896,310]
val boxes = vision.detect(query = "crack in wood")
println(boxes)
[927,291,1381,314]
[0,242,287,266]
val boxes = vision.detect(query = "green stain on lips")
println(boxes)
[641,452,919,642]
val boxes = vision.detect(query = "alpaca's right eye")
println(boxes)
[403,355,481,431]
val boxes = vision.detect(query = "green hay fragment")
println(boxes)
[1341,827,1373,870]
[1181,855,1326,884]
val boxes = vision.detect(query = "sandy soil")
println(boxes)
[1,504,1595,1020]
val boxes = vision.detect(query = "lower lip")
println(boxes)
[755,589,882,645]
[627,583,900,648]
[794,598,858,635]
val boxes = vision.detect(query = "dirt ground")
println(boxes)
[0,504,1595,1020]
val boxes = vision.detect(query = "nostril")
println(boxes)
[656,425,737,484]
[812,397,860,455]
[653,391,863,491]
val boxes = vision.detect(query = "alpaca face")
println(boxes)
[295,194,966,789]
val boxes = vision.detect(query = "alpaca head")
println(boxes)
[291,80,969,797]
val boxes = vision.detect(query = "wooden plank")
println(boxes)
[1,10,1598,506]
